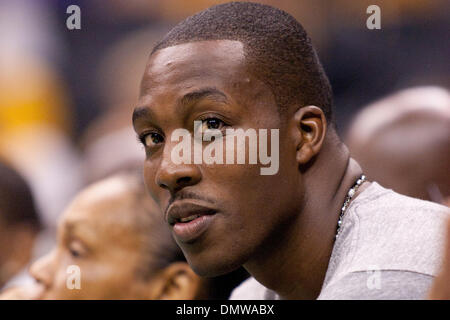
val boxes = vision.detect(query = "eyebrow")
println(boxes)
[63,220,96,244]
[179,87,228,108]
[132,107,152,125]
[132,87,228,125]
[63,220,82,239]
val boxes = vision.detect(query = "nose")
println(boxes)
[29,250,55,289]
[156,146,202,194]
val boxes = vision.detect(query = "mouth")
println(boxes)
[166,202,217,243]
[178,213,205,223]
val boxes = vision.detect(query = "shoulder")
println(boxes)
[319,270,434,300]
[332,182,449,277]
[349,182,449,223]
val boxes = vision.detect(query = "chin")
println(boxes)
[187,252,244,278]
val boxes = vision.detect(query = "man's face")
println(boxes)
[134,40,302,276]
[30,178,153,299]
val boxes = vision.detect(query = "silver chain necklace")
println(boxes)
[335,174,366,239]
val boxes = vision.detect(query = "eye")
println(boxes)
[140,132,164,147]
[202,117,225,131]
[69,248,80,258]
[68,241,86,258]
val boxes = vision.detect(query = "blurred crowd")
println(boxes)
[0,0,449,299]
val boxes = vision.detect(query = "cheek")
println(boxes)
[45,266,80,299]
[207,162,296,228]
[206,142,300,236]
[83,255,144,299]
[143,160,155,188]
[47,252,105,298]
[143,161,164,203]
[60,261,135,299]
[210,137,297,204]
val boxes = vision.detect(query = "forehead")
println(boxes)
[140,40,250,99]
[137,40,279,121]
[60,177,138,234]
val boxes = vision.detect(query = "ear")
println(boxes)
[293,106,327,165]
[149,262,202,300]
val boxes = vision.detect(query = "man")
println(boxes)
[346,86,450,203]
[132,2,449,299]
[0,161,41,289]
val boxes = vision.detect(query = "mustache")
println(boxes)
[164,191,217,215]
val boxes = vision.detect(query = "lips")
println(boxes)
[179,214,203,223]
[166,202,216,224]
[166,202,217,243]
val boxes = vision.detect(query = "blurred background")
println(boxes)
[0,0,448,291]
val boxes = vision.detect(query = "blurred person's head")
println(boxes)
[346,86,450,202]
[80,108,144,183]
[0,161,41,288]
[29,171,202,299]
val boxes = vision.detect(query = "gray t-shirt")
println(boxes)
[230,182,450,300]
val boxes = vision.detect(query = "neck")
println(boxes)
[244,132,366,299]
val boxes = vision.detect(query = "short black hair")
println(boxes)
[152,1,334,123]
[0,161,41,231]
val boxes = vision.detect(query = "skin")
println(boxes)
[346,87,450,202]
[428,216,450,300]
[26,175,200,300]
[133,40,368,299]
[0,222,36,288]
